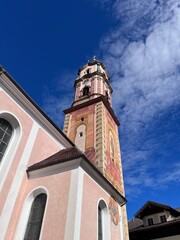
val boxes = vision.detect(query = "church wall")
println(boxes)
[80,173,121,240]
[27,127,62,166]
[5,164,126,240]
[0,59,129,240]
[6,171,71,240]
[0,86,69,239]
[0,90,33,213]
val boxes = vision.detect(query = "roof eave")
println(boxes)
[27,154,126,206]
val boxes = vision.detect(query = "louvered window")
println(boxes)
[83,86,89,96]
[0,119,13,162]
[24,193,47,240]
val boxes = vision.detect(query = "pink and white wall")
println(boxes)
[0,69,128,240]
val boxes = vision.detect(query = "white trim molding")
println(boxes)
[0,121,39,240]
[119,205,124,240]
[64,168,84,240]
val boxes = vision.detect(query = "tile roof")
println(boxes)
[128,218,144,231]
[27,147,83,172]
[135,201,180,219]
[27,146,127,206]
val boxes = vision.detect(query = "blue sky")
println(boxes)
[1,0,180,219]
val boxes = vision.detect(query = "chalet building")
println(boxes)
[129,201,180,240]
[0,58,129,239]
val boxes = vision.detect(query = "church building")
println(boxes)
[0,58,129,239]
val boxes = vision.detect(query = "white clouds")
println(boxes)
[100,0,180,194]
[41,0,180,198]
[103,0,180,125]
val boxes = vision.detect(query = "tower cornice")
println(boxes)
[64,96,120,126]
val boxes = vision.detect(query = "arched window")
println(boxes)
[86,68,91,74]
[83,86,89,96]
[0,113,21,191]
[0,118,13,162]
[98,200,110,240]
[97,64,101,72]
[24,193,47,240]
[75,124,86,152]
[98,205,103,240]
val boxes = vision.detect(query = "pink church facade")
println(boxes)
[0,61,129,240]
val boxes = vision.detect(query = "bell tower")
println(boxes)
[63,57,125,196]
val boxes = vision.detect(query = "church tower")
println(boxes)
[64,57,125,196]
[0,62,129,239]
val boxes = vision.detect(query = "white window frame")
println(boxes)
[97,199,110,240]
[0,112,21,191]
[14,187,48,240]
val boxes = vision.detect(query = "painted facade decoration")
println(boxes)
[109,197,120,226]
[0,59,129,240]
